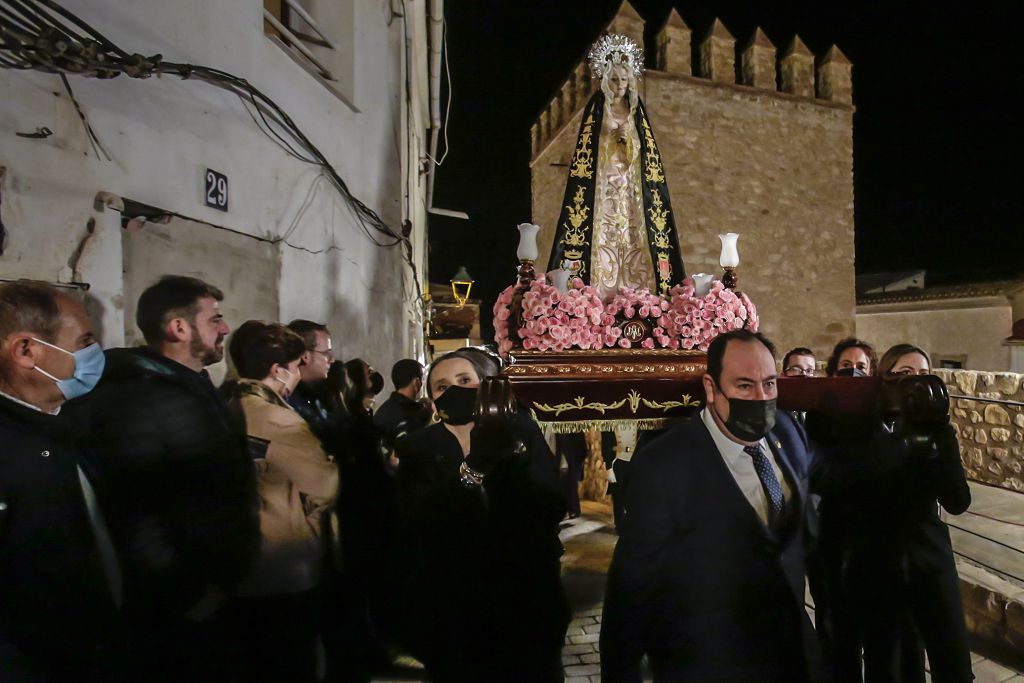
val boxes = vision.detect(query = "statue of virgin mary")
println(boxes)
[546,34,686,299]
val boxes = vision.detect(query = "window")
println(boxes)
[936,357,966,370]
[263,0,355,106]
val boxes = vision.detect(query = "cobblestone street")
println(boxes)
[376,498,1024,682]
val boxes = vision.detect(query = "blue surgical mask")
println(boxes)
[32,339,106,400]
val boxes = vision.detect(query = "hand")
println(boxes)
[466,418,519,477]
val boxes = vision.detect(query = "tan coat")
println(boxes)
[227,380,339,596]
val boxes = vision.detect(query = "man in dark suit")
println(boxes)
[601,329,819,683]
[0,280,120,681]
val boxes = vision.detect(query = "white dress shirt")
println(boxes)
[701,407,791,528]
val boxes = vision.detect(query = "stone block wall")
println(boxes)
[530,13,856,359]
[935,369,1024,491]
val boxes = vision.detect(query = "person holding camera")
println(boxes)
[809,343,972,683]
[395,349,569,682]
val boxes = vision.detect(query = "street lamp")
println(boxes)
[450,266,474,307]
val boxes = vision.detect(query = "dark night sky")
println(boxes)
[429,1,1023,340]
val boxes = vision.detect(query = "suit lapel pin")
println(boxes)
[774,440,782,449]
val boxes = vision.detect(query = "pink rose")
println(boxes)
[641,338,655,349]
[618,338,632,349]
[650,306,662,318]
[681,337,695,350]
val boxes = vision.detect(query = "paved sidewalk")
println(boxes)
[558,500,1024,683]
[375,494,1024,681]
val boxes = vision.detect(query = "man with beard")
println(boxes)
[79,275,259,682]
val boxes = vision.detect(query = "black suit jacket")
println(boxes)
[72,348,260,618]
[601,411,819,683]
[0,395,117,681]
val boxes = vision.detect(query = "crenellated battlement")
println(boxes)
[531,1,853,161]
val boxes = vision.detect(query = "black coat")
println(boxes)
[808,420,973,683]
[601,411,820,683]
[395,416,569,682]
[72,348,260,617]
[373,391,432,449]
[0,395,117,682]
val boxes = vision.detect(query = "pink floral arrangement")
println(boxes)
[605,287,673,350]
[662,278,760,351]
[493,275,758,356]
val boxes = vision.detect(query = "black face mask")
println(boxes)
[835,367,868,378]
[433,385,478,425]
[369,371,385,396]
[714,382,777,442]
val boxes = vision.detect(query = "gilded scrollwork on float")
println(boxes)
[505,362,705,377]
[641,394,702,413]
[533,389,701,416]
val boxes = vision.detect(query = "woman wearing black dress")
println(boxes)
[811,343,972,683]
[396,349,569,682]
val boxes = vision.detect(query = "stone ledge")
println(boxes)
[958,559,1024,657]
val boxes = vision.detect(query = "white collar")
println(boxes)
[701,406,767,463]
[0,388,61,415]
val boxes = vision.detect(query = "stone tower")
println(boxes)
[530,3,856,358]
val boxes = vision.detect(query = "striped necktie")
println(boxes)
[743,443,784,529]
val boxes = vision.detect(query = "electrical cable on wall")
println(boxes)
[0,0,419,290]
[0,166,7,256]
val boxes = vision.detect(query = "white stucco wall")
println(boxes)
[857,300,1013,371]
[0,0,427,373]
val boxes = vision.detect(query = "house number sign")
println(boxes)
[204,168,228,211]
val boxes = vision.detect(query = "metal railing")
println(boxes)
[949,394,1024,408]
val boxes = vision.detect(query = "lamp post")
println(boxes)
[450,266,474,307]
[719,233,740,290]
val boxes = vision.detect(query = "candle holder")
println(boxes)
[721,266,738,290]
[548,268,571,294]
[718,233,740,291]
[510,223,542,346]
[515,222,541,287]
[691,272,714,297]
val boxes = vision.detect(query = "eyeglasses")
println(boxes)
[309,348,334,361]
[783,366,816,377]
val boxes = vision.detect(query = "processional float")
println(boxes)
[481,34,950,438]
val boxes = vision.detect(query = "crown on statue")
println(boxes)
[588,33,644,80]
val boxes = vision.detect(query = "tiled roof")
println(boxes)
[857,279,1024,306]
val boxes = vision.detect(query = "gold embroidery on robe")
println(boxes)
[590,106,655,300]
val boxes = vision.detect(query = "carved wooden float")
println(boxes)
[502,348,707,432]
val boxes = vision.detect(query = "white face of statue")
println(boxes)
[608,65,630,101]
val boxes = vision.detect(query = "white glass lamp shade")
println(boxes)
[719,233,740,268]
[691,272,714,298]
[548,268,571,294]
[516,223,541,262]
